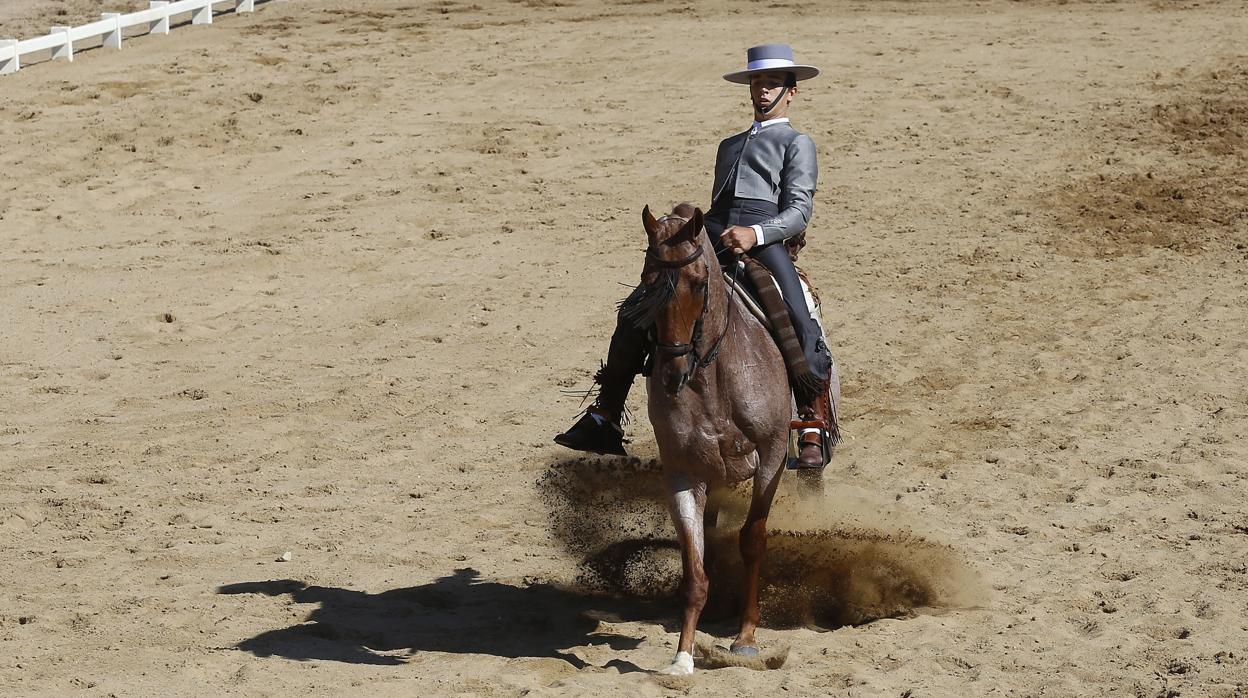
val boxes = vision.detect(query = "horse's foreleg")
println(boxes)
[657,476,708,676]
[731,465,784,655]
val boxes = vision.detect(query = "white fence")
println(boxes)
[0,0,257,76]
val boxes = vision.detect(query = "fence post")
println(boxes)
[236,0,255,12]
[149,1,170,35]
[192,0,213,25]
[102,13,122,49]
[0,39,17,75]
[51,26,73,61]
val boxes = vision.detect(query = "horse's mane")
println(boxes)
[619,266,677,328]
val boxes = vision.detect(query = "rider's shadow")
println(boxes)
[218,568,653,668]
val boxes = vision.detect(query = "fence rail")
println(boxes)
[1,0,256,76]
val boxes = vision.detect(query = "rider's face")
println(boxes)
[750,72,796,120]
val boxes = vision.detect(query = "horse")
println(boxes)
[630,203,793,675]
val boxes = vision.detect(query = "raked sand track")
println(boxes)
[1,0,1247,695]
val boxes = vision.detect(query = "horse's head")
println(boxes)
[633,203,707,396]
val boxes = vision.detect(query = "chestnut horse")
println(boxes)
[630,204,791,675]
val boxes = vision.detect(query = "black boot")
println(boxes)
[556,288,650,457]
[555,410,626,456]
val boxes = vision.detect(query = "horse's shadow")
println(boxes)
[218,567,663,668]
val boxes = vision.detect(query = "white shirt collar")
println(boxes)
[750,117,790,134]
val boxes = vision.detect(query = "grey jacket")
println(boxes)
[710,122,817,245]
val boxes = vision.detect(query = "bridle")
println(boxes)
[645,215,741,394]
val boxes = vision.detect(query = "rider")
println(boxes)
[556,44,833,467]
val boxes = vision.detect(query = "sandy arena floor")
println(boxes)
[1,0,1246,695]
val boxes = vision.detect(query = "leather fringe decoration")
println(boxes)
[741,258,825,404]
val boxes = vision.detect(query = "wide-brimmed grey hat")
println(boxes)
[723,44,820,84]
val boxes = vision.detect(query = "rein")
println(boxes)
[646,216,741,393]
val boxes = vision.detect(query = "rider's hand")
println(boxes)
[720,225,757,256]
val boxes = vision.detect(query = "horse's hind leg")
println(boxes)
[704,492,719,531]
[701,490,720,581]
[731,460,784,655]
[700,488,732,621]
[657,474,708,676]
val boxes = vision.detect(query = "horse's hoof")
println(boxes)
[656,651,695,675]
[730,644,759,657]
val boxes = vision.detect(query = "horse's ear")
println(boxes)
[674,207,704,244]
[642,205,660,243]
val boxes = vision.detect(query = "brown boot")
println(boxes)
[792,381,836,468]
[795,431,825,468]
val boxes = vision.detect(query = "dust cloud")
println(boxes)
[537,457,983,629]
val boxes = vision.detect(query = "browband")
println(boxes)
[646,244,704,268]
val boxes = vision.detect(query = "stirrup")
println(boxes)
[786,418,832,469]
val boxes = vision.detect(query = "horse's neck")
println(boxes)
[694,228,746,364]
[700,228,730,327]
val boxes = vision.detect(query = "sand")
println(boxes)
[1,0,1246,695]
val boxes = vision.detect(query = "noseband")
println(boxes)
[645,215,739,394]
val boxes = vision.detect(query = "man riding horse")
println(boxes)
[557,44,835,468]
